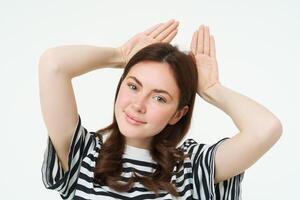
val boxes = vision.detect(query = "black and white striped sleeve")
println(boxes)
[181,138,245,199]
[41,114,100,200]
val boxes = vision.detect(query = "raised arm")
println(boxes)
[190,25,283,183]
[38,46,124,172]
[38,19,179,172]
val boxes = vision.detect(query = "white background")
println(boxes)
[0,0,299,199]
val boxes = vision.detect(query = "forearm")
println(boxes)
[39,45,124,78]
[201,83,282,135]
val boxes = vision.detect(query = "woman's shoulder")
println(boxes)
[178,138,199,151]
[90,131,104,145]
[177,137,229,154]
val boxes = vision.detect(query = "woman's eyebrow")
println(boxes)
[126,76,173,100]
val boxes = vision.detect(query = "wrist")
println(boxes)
[112,47,126,68]
[199,82,223,102]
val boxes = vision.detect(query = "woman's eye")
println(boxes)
[127,83,137,90]
[127,83,166,103]
[154,96,166,103]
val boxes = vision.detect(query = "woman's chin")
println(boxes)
[119,128,143,139]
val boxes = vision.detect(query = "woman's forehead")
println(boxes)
[128,61,173,79]
[126,61,179,96]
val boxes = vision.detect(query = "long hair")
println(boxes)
[94,43,198,197]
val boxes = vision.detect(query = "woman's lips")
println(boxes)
[125,112,146,125]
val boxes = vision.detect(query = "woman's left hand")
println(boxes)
[190,25,221,97]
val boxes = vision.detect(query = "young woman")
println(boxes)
[39,19,283,199]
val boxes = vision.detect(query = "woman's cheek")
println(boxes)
[118,87,132,107]
[147,106,170,126]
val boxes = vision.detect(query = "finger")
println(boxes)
[149,19,175,38]
[190,31,198,55]
[144,23,162,35]
[162,29,178,43]
[197,25,204,54]
[155,21,179,41]
[203,26,210,55]
[210,35,216,58]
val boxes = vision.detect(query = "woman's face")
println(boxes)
[114,60,188,149]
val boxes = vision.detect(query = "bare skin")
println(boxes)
[38,19,179,172]
[190,25,283,183]
[38,20,283,185]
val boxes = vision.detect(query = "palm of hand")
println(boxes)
[190,25,221,97]
[118,20,179,67]
[195,54,219,94]
[120,33,156,65]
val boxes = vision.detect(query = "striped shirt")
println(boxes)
[41,114,244,199]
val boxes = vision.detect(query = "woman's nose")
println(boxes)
[132,96,146,113]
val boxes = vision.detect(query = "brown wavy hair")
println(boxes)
[94,42,198,197]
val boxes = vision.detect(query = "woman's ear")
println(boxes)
[168,105,189,125]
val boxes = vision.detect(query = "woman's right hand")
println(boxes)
[116,19,179,68]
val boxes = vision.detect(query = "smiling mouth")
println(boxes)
[125,113,146,125]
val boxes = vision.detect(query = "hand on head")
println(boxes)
[118,19,179,67]
[190,25,221,97]
[118,21,221,98]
